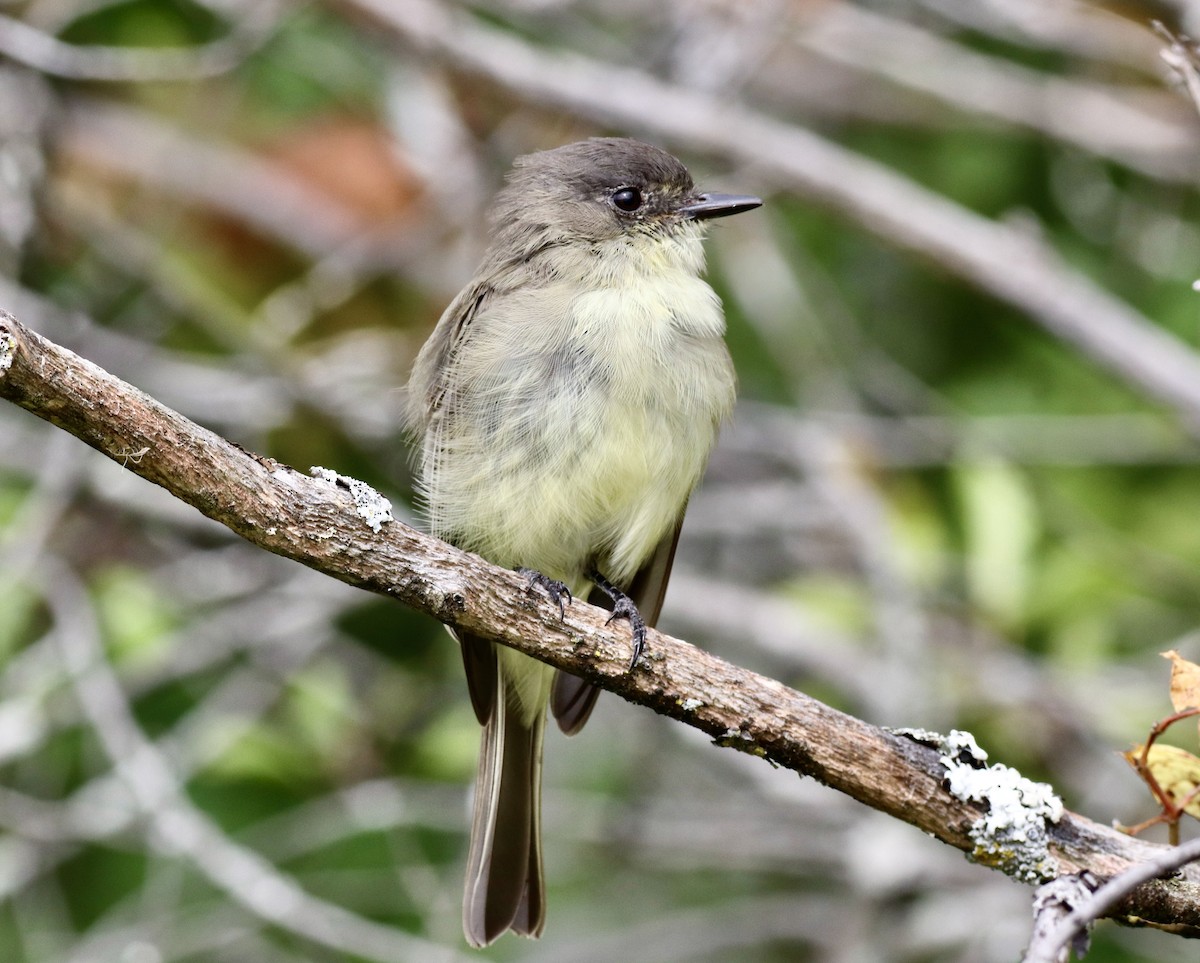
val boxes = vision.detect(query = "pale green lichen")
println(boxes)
[896,727,1063,883]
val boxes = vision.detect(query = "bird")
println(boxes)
[406,136,761,947]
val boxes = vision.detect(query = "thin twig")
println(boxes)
[43,558,466,963]
[796,5,1198,182]
[0,10,273,81]
[1025,837,1200,962]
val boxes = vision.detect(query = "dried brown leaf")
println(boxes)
[1162,649,1200,714]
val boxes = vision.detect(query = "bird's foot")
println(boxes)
[517,567,572,620]
[588,569,647,670]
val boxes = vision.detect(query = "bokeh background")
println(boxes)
[3,0,1200,960]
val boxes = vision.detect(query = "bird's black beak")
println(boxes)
[680,192,763,220]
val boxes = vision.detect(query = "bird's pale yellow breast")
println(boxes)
[418,226,735,587]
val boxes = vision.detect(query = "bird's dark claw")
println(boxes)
[605,598,647,670]
[517,567,572,620]
[589,569,647,670]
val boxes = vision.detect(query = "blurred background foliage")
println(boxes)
[3,0,1200,959]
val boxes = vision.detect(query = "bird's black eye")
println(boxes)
[611,187,643,212]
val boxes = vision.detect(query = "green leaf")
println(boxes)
[954,459,1038,631]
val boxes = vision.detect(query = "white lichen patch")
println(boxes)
[890,726,966,752]
[0,329,14,374]
[311,466,394,533]
[943,728,989,766]
[939,728,1063,883]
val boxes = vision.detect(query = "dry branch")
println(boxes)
[0,9,274,81]
[2,308,1200,932]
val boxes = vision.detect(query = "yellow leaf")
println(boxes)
[1125,743,1200,818]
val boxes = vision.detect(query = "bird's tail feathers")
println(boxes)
[463,670,546,947]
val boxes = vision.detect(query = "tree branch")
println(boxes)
[3,307,1200,931]
[0,8,278,81]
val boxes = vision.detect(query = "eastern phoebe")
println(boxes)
[407,137,761,947]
